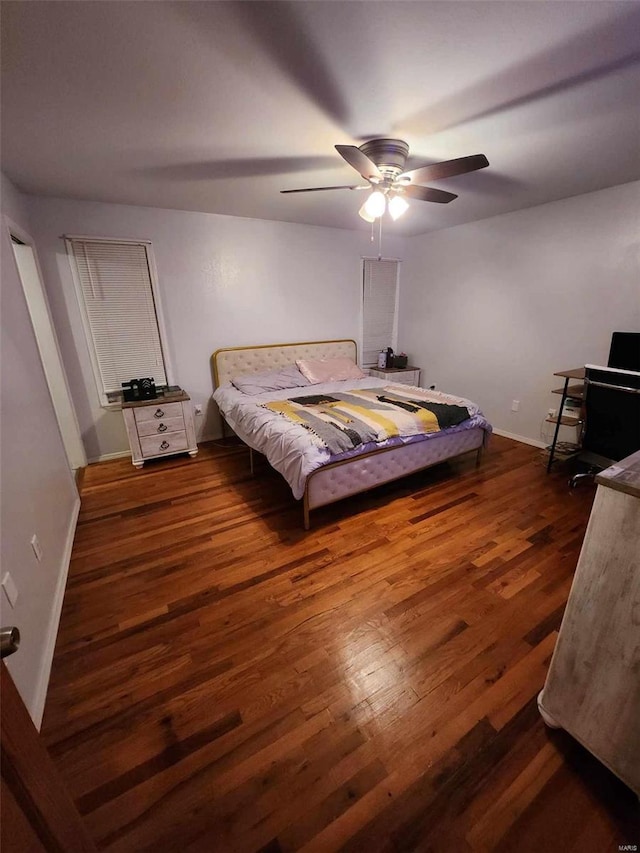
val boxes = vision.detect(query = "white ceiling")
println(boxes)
[2,1,639,236]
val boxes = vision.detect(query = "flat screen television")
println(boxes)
[607,332,640,372]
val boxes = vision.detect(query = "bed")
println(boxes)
[212,339,492,529]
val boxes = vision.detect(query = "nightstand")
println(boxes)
[368,366,421,386]
[122,389,198,468]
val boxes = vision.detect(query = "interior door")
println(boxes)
[1,661,96,852]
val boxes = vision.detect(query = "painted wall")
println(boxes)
[24,180,640,459]
[27,197,407,460]
[0,173,79,724]
[399,181,640,446]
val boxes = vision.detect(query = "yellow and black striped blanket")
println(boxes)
[260,387,471,455]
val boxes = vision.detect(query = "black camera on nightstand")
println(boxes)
[121,378,157,402]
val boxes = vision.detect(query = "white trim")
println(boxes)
[391,261,400,358]
[145,242,175,385]
[63,234,152,245]
[87,449,132,464]
[360,257,400,368]
[199,430,217,442]
[5,216,88,471]
[64,237,174,406]
[492,428,547,449]
[361,256,403,263]
[65,237,108,403]
[5,216,35,251]
[31,496,81,730]
[357,258,365,367]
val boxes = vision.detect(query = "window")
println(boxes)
[361,258,400,367]
[65,237,169,405]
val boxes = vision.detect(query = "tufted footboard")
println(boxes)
[303,427,485,529]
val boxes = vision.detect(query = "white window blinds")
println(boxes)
[361,258,400,366]
[66,238,167,403]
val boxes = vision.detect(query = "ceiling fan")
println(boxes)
[281,138,489,221]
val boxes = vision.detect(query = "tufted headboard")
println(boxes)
[212,339,358,387]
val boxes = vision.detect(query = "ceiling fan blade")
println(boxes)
[335,145,383,181]
[403,185,458,204]
[281,185,369,193]
[399,154,489,184]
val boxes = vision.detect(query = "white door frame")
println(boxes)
[5,216,87,471]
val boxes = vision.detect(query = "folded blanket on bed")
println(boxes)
[260,386,471,454]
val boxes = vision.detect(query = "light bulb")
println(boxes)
[388,195,409,220]
[364,190,386,219]
[358,202,375,223]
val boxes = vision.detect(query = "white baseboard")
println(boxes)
[492,428,547,449]
[87,449,131,463]
[32,495,81,730]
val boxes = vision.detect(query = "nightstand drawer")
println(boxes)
[391,372,420,386]
[134,401,184,424]
[369,367,421,386]
[140,431,188,457]
[137,415,185,437]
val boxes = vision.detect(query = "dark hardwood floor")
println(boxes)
[42,436,639,851]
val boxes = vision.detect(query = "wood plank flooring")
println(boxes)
[42,436,639,851]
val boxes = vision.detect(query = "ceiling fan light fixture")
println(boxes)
[358,202,375,223]
[388,195,409,220]
[364,190,386,219]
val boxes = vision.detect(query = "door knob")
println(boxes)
[0,626,20,658]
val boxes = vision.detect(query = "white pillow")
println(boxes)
[296,357,366,384]
[231,365,310,395]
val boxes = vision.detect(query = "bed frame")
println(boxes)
[212,339,485,529]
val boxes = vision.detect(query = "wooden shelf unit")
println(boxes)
[551,384,584,400]
[545,415,583,427]
[546,368,585,473]
[547,441,582,462]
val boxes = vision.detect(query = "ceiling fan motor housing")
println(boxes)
[359,139,409,180]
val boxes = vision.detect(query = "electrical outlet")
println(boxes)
[194,404,203,416]
[31,534,42,561]
[511,400,520,412]
[2,572,19,608]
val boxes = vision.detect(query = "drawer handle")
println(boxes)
[157,423,168,433]
[154,409,165,419]
[160,440,170,450]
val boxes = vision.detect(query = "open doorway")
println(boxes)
[9,227,86,472]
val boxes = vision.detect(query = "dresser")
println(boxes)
[368,365,421,386]
[122,389,198,468]
[537,450,640,796]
